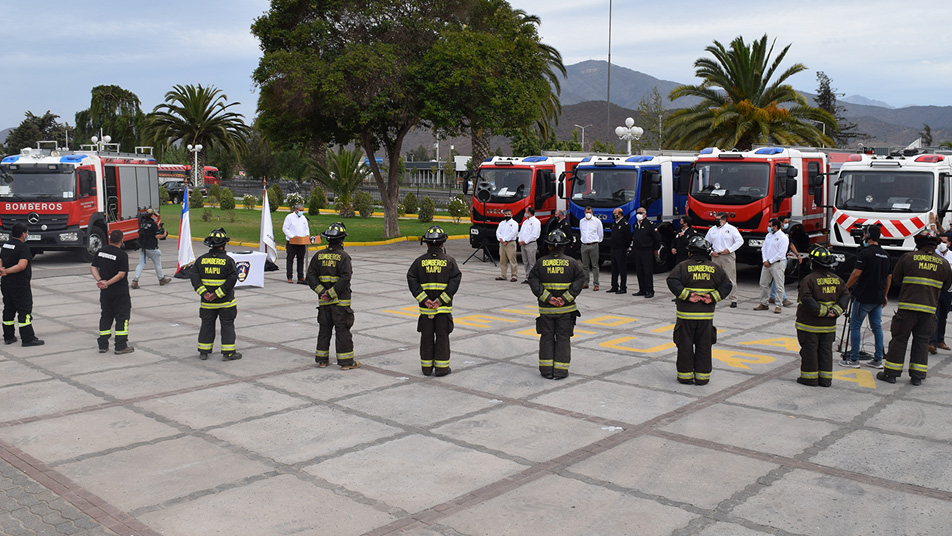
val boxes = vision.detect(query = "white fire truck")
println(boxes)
[0,139,160,260]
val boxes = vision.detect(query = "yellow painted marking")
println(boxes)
[739,337,799,352]
[712,349,776,370]
[652,324,675,333]
[516,328,596,339]
[832,369,877,389]
[582,315,638,327]
[599,336,676,353]
[454,314,521,328]
[383,305,420,318]
[499,305,540,317]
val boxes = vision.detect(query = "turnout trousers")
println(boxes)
[797,330,834,386]
[884,309,934,380]
[537,313,576,378]
[673,318,713,384]
[2,284,35,343]
[198,306,237,356]
[98,293,131,351]
[418,313,454,375]
[316,305,355,366]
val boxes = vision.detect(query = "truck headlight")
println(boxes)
[0,234,8,242]
[59,232,79,242]
[748,239,764,248]
[470,228,479,235]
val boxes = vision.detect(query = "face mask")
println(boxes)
[585,213,593,220]
[769,228,775,234]
[862,240,868,248]
[504,216,511,221]
[718,220,726,227]
[636,214,645,221]
[940,243,950,253]
[782,222,789,230]
[296,211,302,217]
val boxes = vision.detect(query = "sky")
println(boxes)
[2,0,950,135]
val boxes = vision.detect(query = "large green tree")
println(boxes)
[3,111,69,155]
[309,147,369,218]
[146,84,250,187]
[74,85,145,153]
[668,35,834,151]
[814,72,866,147]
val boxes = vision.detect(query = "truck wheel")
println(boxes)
[80,226,107,262]
[653,238,676,273]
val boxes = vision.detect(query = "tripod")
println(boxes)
[464,237,497,266]
[836,296,873,360]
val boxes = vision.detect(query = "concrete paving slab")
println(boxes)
[0,406,180,464]
[438,474,696,536]
[661,404,840,457]
[865,399,952,442]
[696,522,775,536]
[304,434,525,513]
[137,474,396,536]
[531,380,698,424]
[569,434,778,510]
[724,372,884,422]
[208,405,402,465]
[73,361,232,400]
[732,469,952,535]
[0,361,54,387]
[435,360,583,399]
[452,332,540,360]
[609,359,755,394]
[135,383,309,430]
[57,435,272,512]
[367,349,490,378]
[259,366,407,401]
[345,382,498,427]
[27,349,169,378]
[0,379,105,422]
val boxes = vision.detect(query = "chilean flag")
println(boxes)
[174,183,196,277]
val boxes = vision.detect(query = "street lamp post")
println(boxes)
[187,143,203,188]
[574,124,592,150]
[614,117,644,155]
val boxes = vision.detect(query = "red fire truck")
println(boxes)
[680,147,829,265]
[0,141,159,260]
[466,155,583,254]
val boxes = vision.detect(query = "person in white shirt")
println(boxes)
[754,218,789,313]
[578,206,604,289]
[519,207,541,284]
[282,203,312,284]
[704,212,744,307]
[496,208,520,281]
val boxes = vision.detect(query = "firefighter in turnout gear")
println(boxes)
[190,228,241,361]
[307,222,359,369]
[0,223,43,346]
[795,247,849,387]
[90,230,133,354]
[407,226,462,376]
[528,229,585,379]
[879,230,952,385]
[666,236,732,385]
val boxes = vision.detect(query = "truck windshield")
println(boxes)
[835,170,934,212]
[478,168,532,202]
[0,166,76,200]
[691,162,770,205]
[570,168,638,208]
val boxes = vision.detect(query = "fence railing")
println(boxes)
[217,180,465,208]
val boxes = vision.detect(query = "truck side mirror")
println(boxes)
[674,166,692,195]
[784,177,797,198]
[787,166,799,178]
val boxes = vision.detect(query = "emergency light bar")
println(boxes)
[916,155,945,163]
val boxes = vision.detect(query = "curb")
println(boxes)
[167,235,468,250]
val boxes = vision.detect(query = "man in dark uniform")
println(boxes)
[407,225,462,377]
[879,230,952,385]
[307,222,359,370]
[795,247,849,387]
[132,209,170,289]
[630,207,661,298]
[190,228,241,361]
[607,208,631,294]
[671,215,699,266]
[666,236,732,385]
[528,229,585,379]
[0,223,43,346]
[90,230,133,354]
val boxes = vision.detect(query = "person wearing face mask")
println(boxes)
[671,216,699,266]
[630,208,661,298]
[841,224,891,369]
[578,206,603,290]
[768,215,799,307]
[283,203,313,284]
[496,209,520,282]
[704,213,743,307]
[754,219,788,314]
[518,207,541,284]
[929,231,952,354]
[607,208,632,293]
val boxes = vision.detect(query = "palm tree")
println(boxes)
[667,35,834,151]
[147,84,250,187]
[309,147,369,218]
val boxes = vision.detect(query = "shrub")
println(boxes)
[285,192,306,209]
[208,183,221,202]
[397,203,406,217]
[448,194,468,224]
[201,208,213,221]
[242,194,257,210]
[189,187,204,208]
[220,188,236,210]
[309,185,327,215]
[206,195,218,207]
[418,195,435,223]
[402,191,418,214]
[355,191,374,218]
[226,209,237,223]
[159,185,170,205]
[267,186,281,212]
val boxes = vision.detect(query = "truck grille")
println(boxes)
[1,214,70,231]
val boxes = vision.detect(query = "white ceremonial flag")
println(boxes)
[260,180,278,263]
[176,183,196,271]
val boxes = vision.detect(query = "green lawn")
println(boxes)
[158,205,470,245]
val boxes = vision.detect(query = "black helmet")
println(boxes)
[204,227,229,248]
[915,229,940,248]
[686,235,713,257]
[422,225,447,245]
[809,245,837,268]
[545,229,571,247]
[321,222,347,241]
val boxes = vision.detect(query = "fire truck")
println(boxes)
[157,164,210,203]
[466,155,583,254]
[0,141,160,260]
[567,153,696,271]
[679,147,829,266]
[829,150,952,265]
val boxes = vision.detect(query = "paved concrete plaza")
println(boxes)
[0,235,950,535]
